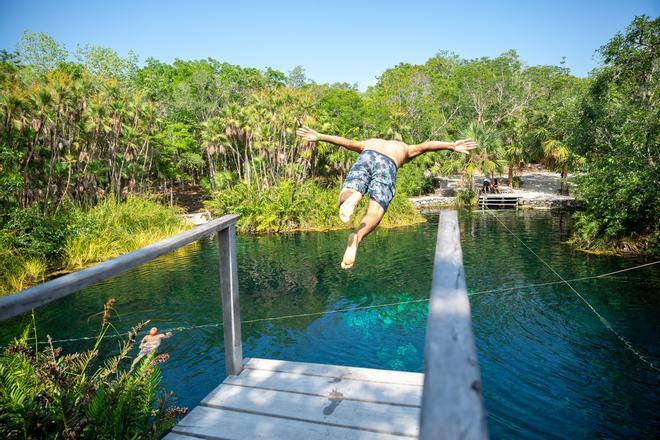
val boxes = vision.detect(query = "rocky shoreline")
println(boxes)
[409,192,582,211]
[410,170,583,211]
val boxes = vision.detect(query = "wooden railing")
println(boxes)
[479,194,519,210]
[0,214,244,375]
[419,210,489,439]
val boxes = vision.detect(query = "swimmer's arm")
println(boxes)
[296,126,365,153]
[411,139,477,158]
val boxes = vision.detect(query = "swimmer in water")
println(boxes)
[131,327,172,368]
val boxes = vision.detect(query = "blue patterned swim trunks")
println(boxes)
[342,150,398,211]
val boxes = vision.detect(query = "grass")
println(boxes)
[64,196,189,270]
[3,258,47,293]
[0,196,189,295]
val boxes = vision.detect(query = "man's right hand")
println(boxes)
[296,126,321,142]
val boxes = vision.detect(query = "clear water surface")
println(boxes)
[1,210,658,438]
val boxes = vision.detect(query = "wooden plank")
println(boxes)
[223,367,422,407]
[419,210,488,440]
[201,384,419,437]
[479,200,517,202]
[218,224,243,376]
[0,214,239,321]
[169,404,408,440]
[479,195,518,197]
[162,433,197,440]
[245,358,423,387]
[479,203,517,204]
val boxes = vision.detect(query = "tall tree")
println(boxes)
[572,15,659,253]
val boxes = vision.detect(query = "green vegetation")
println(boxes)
[0,300,186,439]
[0,196,187,295]
[0,15,657,290]
[0,16,656,439]
[454,189,478,208]
[205,179,423,233]
[570,17,659,255]
[63,196,187,269]
[0,30,584,215]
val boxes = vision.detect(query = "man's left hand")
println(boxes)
[453,139,478,155]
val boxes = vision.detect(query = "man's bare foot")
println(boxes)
[339,192,362,224]
[341,233,359,269]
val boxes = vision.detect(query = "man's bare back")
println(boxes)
[361,139,410,168]
[296,126,477,269]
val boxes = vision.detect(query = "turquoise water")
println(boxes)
[1,210,659,438]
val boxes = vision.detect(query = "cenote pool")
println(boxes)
[1,210,659,438]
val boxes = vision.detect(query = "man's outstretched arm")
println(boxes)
[296,126,365,153]
[409,138,477,159]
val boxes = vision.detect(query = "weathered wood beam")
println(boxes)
[218,223,243,375]
[419,210,488,440]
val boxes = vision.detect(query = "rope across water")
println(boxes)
[482,207,659,372]
[42,260,659,346]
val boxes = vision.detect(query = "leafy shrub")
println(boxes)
[205,179,424,233]
[0,300,186,439]
[395,162,435,196]
[454,189,477,207]
[1,205,75,263]
[0,206,76,294]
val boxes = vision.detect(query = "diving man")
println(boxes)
[296,126,477,269]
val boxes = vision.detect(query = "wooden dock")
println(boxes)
[165,358,423,439]
[0,210,487,440]
[164,211,487,440]
[478,194,519,209]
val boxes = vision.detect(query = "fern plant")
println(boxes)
[0,300,186,439]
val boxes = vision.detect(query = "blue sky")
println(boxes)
[2,0,658,89]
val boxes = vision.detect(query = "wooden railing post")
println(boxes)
[217,223,243,376]
[420,210,488,440]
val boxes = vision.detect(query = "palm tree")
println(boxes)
[504,143,526,188]
[460,123,506,192]
[542,139,582,195]
[201,116,228,190]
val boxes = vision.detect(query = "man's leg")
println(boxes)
[341,199,385,269]
[338,188,363,223]
[131,353,145,369]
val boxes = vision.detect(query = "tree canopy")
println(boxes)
[1,16,657,253]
